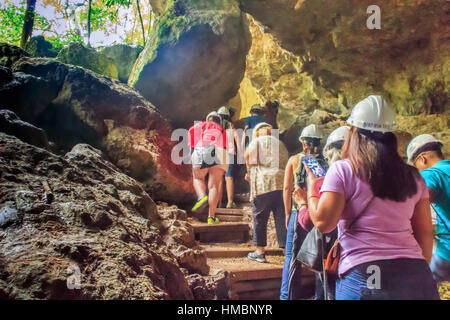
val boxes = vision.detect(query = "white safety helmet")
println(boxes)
[324,126,350,151]
[406,134,443,164]
[347,95,397,133]
[217,106,230,116]
[206,111,222,126]
[299,124,323,140]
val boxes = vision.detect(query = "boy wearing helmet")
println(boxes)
[408,134,450,283]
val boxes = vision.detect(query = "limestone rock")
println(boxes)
[57,43,118,79]
[0,109,49,149]
[241,0,449,116]
[0,43,29,68]
[128,0,251,128]
[24,36,57,58]
[0,132,195,299]
[100,44,143,83]
[1,56,194,203]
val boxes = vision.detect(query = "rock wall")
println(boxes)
[129,0,251,128]
[240,0,450,117]
[0,133,197,299]
[0,52,194,203]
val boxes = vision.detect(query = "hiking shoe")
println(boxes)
[247,251,266,263]
[192,196,208,212]
[207,217,220,224]
[226,201,237,209]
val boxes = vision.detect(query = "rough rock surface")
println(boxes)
[241,0,449,116]
[128,0,251,128]
[24,36,57,58]
[100,44,143,83]
[0,54,194,203]
[0,132,201,299]
[0,43,29,68]
[0,109,49,149]
[57,43,118,80]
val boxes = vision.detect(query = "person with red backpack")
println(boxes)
[189,112,229,224]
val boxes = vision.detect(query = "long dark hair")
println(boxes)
[341,127,419,202]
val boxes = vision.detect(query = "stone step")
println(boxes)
[189,207,245,223]
[192,222,249,243]
[215,208,244,216]
[203,246,284,258]
[208,256,316,300]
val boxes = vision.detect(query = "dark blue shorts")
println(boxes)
[225,162,236,178]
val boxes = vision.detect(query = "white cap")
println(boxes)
[217,106,230,116]
[324,126,350,150]
[406,134,443,164]
[347,95,397,133]
[300,124,323,139]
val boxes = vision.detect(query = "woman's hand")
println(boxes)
[285,212,291,230]
[245,172,250,182]
[293,186,307,205]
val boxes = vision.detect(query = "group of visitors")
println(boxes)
[187,95,449,300]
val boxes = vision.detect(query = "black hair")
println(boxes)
[411,142,444,162]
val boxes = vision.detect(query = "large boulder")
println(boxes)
[0,55,194,203]
[0,133,197,299]
[0,109,49,149]
[57,43,119,80]
[24,36,57,58]
[128,0,251,128]
[100,44,143,83]
[240,0,449,116]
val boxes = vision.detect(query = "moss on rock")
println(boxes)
[57,43,118,80]
[128,0,251,128]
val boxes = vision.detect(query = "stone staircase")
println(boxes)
[189,204,315,300]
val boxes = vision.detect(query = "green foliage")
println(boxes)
[0,1,51,47]
[157,5,190,44]
[46,30,83,51]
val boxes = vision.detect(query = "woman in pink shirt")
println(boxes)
[300,96,439,300]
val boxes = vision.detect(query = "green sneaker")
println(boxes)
[226,201,237,209]
[207,217,220,224]
[192,196,208,212]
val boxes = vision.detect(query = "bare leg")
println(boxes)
[207,166,225,218]
[192,167,208,200]
[225,177,234,203]
[218,177,223,208]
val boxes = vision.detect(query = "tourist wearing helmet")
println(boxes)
[280,123,329,300]
[188,111,229,224]
[298,95,439,299]
[408,134,450,283]
[244,122,289,263]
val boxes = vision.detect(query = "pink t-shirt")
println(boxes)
[321,159,429,276]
